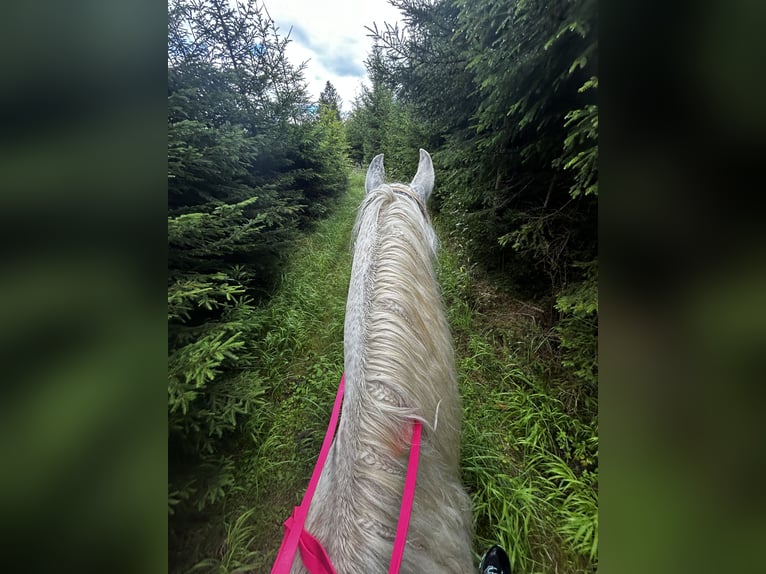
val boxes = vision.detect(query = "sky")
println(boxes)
[262,0,404,114]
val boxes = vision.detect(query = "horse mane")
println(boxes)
[299,177,474,573]
[349,183,448,441]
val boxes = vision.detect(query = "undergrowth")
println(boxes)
[169,171,363,574]
[437,227,598,573]
[171,169,597,573]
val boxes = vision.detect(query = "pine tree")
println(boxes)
[364,3,598,568]
[168,0,349,513]
[319,81,343,120]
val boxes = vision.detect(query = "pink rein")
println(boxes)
[271,374,423,574]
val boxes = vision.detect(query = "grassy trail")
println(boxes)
[173,169,597,574]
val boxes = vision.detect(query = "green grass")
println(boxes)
[169,172,363,574]
[170,168,597,573]
[437,232,597,573]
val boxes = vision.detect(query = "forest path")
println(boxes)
[172,168,596,574]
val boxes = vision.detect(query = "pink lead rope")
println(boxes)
[271,374,423,574]
[388,418,422,574]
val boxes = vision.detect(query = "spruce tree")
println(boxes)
[168,0,349,513]
[319,81,343,120]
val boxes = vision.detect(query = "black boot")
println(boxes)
[479,545,511,574]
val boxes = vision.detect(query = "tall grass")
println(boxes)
[437,233,598,573]
[191,509,260,574]
[170,172,364,574]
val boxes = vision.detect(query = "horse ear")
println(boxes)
[410,148,434,202]
[365,154,385,194]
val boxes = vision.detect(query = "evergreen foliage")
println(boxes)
[344,49,428,179]
[319,81,343,121]
[356,0,598,568]
[362,0,598,395]
[168,0,349,511]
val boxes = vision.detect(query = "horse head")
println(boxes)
[366,148,434,198]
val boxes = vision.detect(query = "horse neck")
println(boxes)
[340,190,457,455]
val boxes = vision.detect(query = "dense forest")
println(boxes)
[168,0,348,475]
[168,0,597,572]
[348,0,597,387]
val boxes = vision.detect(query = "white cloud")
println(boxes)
[263,0,404,113]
